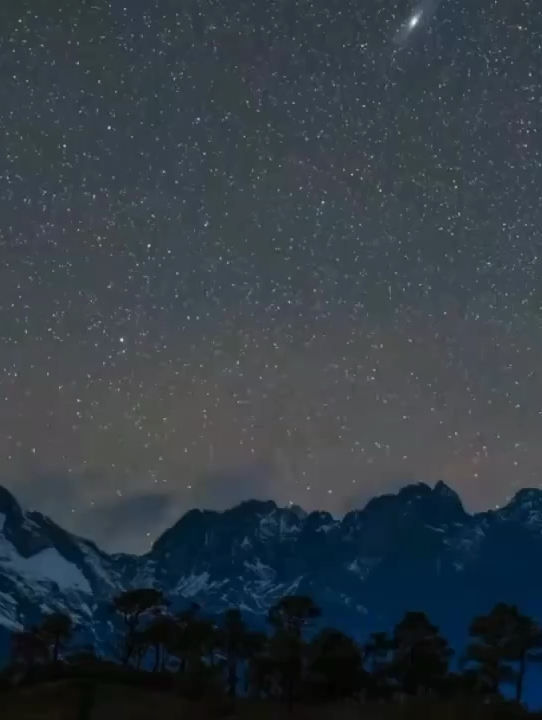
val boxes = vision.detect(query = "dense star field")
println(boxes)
[0,0,541,551]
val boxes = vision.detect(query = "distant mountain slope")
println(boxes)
[0,481,541,653]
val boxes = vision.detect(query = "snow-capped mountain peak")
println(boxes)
[0,482,541,654]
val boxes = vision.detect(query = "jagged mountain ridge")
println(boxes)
[0,481,541,652]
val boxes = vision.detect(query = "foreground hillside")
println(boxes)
[1,480,542,656]
[1,682,540,720]
[5,586,542,714]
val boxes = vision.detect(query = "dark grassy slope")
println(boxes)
[1,681,541,720]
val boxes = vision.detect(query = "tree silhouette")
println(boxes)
[131,629,148,670]
[268,595,321,638]
[466,603,517,696]
[143,614,175,672]
[40,611,73,663]
[505,607,542,704]
[161,602,224,697]
[266,594,322,709]
[391,611,453,697]
[306,627,365,701]
[268,626,304,708]
[465,603,542,702]
[363,630,395,700]
[182,618,220,697]
[166,603,201,675]
[218,608,256,698]
[195,616,218,669]
[111,588,168,666]
[364,631,394,675]
[243,629,268,697]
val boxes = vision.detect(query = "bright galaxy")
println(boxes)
[393,0,441,46]
[1,0,541,551]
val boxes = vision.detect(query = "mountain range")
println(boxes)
[0,481,541,657]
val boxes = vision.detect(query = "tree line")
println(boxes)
[7,590,542,710]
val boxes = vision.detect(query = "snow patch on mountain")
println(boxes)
[76,541,119,590]
[8,548,92,594]
[244,558,275,581]
[257,509,302,539]
[0,591,20,630]
[316,521,338,533]
[174,572,211,597]
[347,558,379,580]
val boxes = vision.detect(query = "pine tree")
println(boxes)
[391,611,452,697]
[218,608,255,698]
[40,611,73,663]
[111,588,168,666]
[465,603,542,702]
[267,594,321,709]
[306,627,365,701]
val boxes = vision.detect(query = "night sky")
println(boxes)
[1,0,541,552]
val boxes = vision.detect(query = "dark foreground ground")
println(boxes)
[2,681,542,720]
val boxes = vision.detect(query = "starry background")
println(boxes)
[1,0,541,552]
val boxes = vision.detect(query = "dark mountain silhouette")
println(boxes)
[0,481,540,656]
